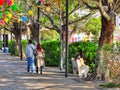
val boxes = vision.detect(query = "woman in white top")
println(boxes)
[75,49,89,78]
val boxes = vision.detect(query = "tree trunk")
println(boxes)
[13,22,26,58]
[99,16,115,48]
[61,25,71,70]
[29,23,38,45]
[86,16,115,81]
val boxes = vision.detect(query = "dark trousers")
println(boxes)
[36,66,43,74]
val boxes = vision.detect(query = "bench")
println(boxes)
[71,58,89,78]
[71,58,78,74]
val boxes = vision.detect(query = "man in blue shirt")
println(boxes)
[26,39,36,73]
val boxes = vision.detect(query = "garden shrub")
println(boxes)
[0,40,3,49]
[22,40,28,53]
[102,43,120,84]
[42,40,98,73]
[100,83,120,88]
[8,40,28,56]
[42,40,60,67]
[8,40,19,56]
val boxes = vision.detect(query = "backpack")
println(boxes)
[30,46,38,56]
[33,49,38,56]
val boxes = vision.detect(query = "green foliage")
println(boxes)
[42,40,98,73]
[0,40,3,49]
[40,30,59,41]
[87,18,101,32]
[69,41,98,73]
[22,40,28,53]
[42,40,60,66]
[8,40,19,56]
[42,41,98,73]
[86,17,101,42]
[102,44,113,52]
[8,40,27,56]
[102,43,120,84]
[100,83,120,88]
[6,39,98,74]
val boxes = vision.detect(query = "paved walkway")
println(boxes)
[0,50,119,90]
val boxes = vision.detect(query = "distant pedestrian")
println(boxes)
[26,39,36,73]
[35,43,44,74]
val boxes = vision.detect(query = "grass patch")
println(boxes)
[100,83,120,88]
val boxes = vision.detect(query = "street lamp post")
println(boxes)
[65,0,69,77]
[10,28,13,56]
[36,0,44,43]
[37,6,40,43]
[3,28,6,53]
[36,1,42,43]
[20,20,22,60]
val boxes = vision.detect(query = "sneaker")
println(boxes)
[32,71,36,74]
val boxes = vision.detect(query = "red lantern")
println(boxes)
[0,0,4,6]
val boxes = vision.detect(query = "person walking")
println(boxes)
[36,43,44,74]
[26,39,36,73]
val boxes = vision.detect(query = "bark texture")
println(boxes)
[99,16,115,48]
[12,22,26,58]
[86,15,115,81]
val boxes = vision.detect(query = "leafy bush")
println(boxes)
[22,40,28,53]
[42,40,60,66]
[8,40,19,56]
[8,40,28,56]
[100,83,120,88]
[42,40,98,73]
[0,40,3,49]
[101,43,120,84]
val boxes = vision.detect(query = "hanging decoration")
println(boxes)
[22,16,28,22]
[2,14,6,18]
[28,10,33,16]
[4,11,8,15]
[4,18,9,22]
[45,3,51,12]
[12,15,17,19]
[7,0,12,6]
[11,0,14,3]
[12,4,18,11]
[17,19,20,23]
[0,13,2,18]
[0,0,4,6]
[0,19,5,25]
[7,13,12,19]
[0,0,17,25]
[40,0,44,3]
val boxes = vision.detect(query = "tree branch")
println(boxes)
[84,2,99,10]
[40,10,59,32]
[42,24,56,30]
[69,1,82,15]
[69,13,92,25]
[97,0,110,21]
